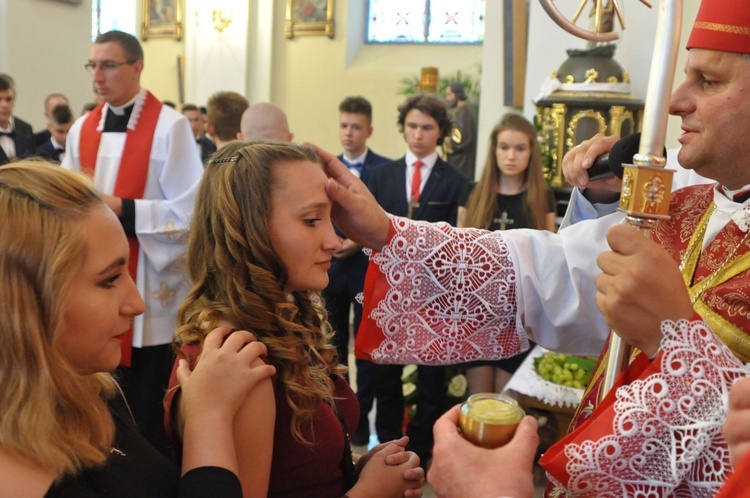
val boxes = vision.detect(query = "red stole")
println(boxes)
[79,91,162,366]
[541,184,750,496]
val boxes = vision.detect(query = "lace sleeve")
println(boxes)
[550,319,749,497]
[363,216,529,365]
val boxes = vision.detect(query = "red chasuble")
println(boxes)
[541,184,750,497]
[79,92,162,366]
[716,451,750,498]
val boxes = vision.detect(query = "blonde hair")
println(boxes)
[175,140,345,444]
[0,161,115,475]
[464,113,550,230]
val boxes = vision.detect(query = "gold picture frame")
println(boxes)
[141,0,183,40]
[285,0,335,39]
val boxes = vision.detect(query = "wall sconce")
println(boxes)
[212,9,233,32]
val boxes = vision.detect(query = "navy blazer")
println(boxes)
[35,139,64,163]
[327,149,393,293]
[366,155,469,226]
[13,116,33,138]
[198,135,217,164]
[0,130,35,165]
[34,129,51,147]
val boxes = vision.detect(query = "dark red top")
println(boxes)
[165,342,359,498]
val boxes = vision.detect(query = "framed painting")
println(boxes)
[141,0,183,40]
[285,0,335,39]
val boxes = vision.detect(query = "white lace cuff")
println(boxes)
[553,319,748,497]
[366,217,529,364]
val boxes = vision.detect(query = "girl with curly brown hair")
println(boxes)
[167,141,425,498]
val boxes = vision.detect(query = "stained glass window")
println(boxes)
[367,0,485,44]
[92,0,137,41]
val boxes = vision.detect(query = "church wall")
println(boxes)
[270,0,483,160]
[0,0,94,131]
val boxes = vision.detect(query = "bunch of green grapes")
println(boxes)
[533,352,596,389]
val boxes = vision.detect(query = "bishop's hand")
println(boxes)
[595,224,694,358]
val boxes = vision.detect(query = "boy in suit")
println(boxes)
[35,103,74,163]
[366,93,468,464]
[182,103,216,164]
[34,93,69,147]
[325,96,391,445]
[0,76,34,165]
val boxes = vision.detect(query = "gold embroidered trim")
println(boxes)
[694,21,750,36]
[678,201,750,362]
[679,204,715,287]
[694,300,750,363]
[680,202,750,303]
[687,250,750,301]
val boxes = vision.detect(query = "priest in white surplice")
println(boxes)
[62,30,203,454]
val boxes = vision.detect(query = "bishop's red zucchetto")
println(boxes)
[687,0,750,54]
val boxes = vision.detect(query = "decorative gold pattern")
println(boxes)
[620,170,633,207]
[149,281,178,308]
[608,105,634,136]
[618,166,673,218]
[211,10,232,32]
[565,110,606,150]
[694,21,750,36]
[159,220,181,243]
[641,175,666,214]
[578,399,595,420]
[583,68,599,84]
[538,103,568,187]
[557,71,633,85]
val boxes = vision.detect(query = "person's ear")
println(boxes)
[132,60,144,79]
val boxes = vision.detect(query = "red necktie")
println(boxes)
[411,160,423,202]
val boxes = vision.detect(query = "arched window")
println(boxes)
[92,0,137,41]
[367,0,485,44]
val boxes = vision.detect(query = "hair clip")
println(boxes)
[210,156,240,165]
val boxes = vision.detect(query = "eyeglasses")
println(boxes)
[84,60,136,72]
